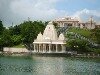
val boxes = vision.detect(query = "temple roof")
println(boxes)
[33,21,66,44]
[43,21,58,40]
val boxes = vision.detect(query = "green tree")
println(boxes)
[20,21,36,43]
[0,20,46,50]
[67,39,90,53]
[0,20,4,35]
[20,21,45,49]
[12,35,22,45]
[94,28,100,44]
[1,29,13,47]
[9,25,21,35]
[53,22,58,28]
[0,20,5,51]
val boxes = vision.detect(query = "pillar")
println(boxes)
[49,44,51,53]
[34,44,36,52]
[41,44,43,52]
[43,44,45,53]
[43,44,44,52]
[61,44,65,53]
[72,23,74,27]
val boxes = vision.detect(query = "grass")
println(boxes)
[68,27,92,38]
[12,44,25,48]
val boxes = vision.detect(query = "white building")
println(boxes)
[54,16,99,29]
[33,22,66,53]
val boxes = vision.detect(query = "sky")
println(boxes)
[0,0,100,27]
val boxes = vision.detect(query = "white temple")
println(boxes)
[33,22,66,53]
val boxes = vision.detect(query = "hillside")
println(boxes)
[68,27,91,38]
[67,27,97,42]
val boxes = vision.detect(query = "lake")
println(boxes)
[0,56,100,75]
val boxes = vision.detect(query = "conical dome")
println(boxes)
[36,32,43,41]
[43,21,58,40]
[58,33,65,40]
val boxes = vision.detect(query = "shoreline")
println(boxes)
[0,52,100,58]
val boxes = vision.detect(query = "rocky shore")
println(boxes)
[0,51,100,58]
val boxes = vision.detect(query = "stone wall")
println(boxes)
[3,47,29,53]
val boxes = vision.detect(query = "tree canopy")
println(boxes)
[0,20,46,51]
[93,28,100,44]
[0,20,100,53]
[67,39,90,53]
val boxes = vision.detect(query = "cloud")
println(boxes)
[0,0,100,26]
[73,9,100,17]
[0,0,67,27]
[10,0,66,19]
[72,8,100,22]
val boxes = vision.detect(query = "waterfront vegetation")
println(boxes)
[68,27,99,42]
[66,27,100,53]
[0,20,100,54]
[0,20,46,50]
[12,44,25,48]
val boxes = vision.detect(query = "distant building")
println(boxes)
[33,22,66,53]
[54,16,100,29]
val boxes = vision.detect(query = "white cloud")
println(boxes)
[10,0,67,22]
[0,0,100,26]
[73,9,100,17]
[72,8,100,22]
[0,0,67,26]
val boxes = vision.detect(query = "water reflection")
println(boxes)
[32,57,65,75]
[0,56,100,75]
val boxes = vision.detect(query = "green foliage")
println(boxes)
[0,20,46,50]
[53,22,58,28]
[0,20,99,53]
[0,20,4,35]
[20,21,45,44]
[9,25,21,35]
[91,48,100,54]
[91,28,100,44]
[12,44,25,48]
[12,35,22,45]
[68,27,91,38]
[20,21,36,44]
[67,39,90,53]
[1,29,13,47]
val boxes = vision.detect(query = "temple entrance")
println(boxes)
[58,44,62,52]
[51,44,56,52]
[46,44,49,52]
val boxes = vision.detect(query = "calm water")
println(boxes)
[0,56,100,75]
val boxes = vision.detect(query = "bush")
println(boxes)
[67,39,90,53]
